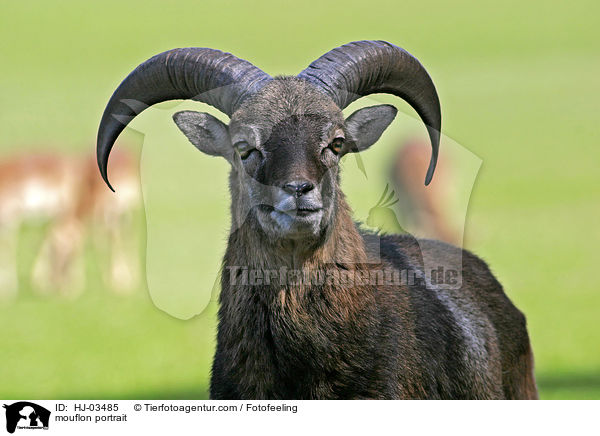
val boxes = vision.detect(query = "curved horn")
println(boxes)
[97,47,271,190]
[298,40,441,185]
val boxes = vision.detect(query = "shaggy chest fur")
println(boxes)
[210,200,412,399]
[211,226,434,398]
[209,201,536,400]
[215,278,383,399]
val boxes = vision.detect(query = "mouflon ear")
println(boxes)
[173,111,233,161]
[345,104,398,152]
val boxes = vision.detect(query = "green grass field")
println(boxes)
[1,0,598,399]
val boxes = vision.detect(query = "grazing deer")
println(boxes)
[391,139,460,245]
[0,149,141,299]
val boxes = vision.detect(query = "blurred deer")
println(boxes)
[390,139,460,245]
[0,149,141,299]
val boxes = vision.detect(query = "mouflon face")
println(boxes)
[173,77,397,243]
[227,79,345,241]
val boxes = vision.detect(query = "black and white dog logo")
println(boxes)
[3,402,50,433]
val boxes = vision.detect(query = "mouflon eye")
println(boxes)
[329,137,345,154]
[234,141,256,160]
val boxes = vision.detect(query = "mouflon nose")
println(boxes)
[282,180,314,198]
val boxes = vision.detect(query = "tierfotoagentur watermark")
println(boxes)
[226,265,460,287]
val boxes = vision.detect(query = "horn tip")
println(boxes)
[101,172,116,193]
[424,160,436,186]
[97,153,116,192]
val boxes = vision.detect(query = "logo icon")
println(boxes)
[366,184,404,235]
[3,402,50,434]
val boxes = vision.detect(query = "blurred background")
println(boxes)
[0,0,598,399]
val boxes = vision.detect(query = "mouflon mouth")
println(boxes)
[256,205,324,239]
[270,208,323,230]
[293,208,322,217]
[269,206,323,221]
[280,207,323,216]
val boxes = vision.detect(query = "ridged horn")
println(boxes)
[298,40,441,185]
[97,47,271,190]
